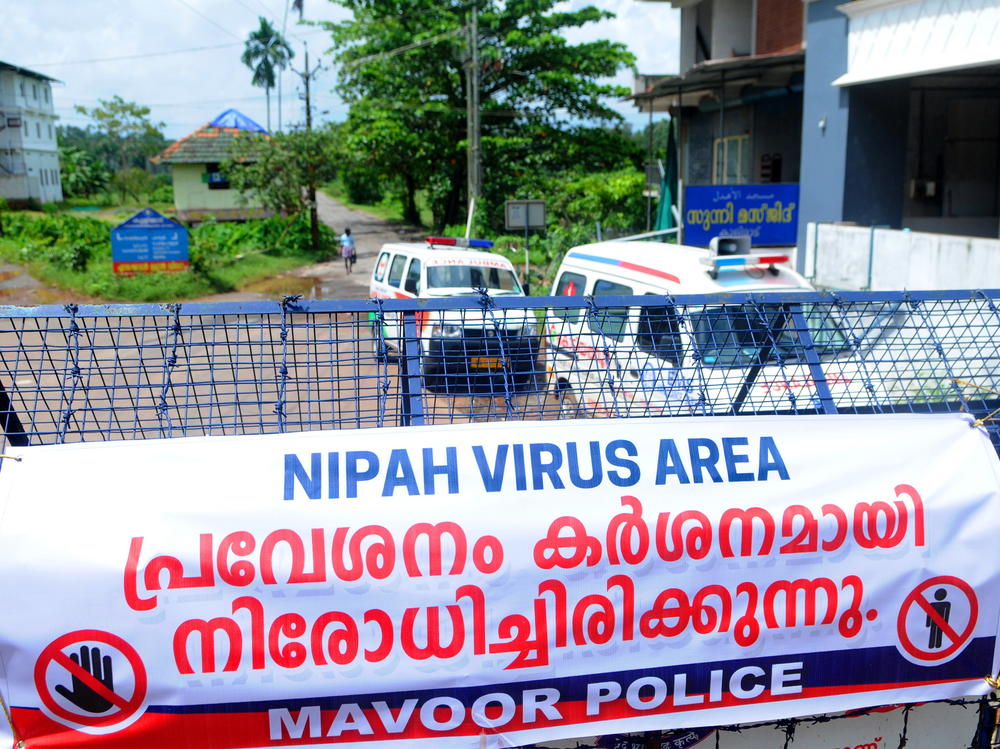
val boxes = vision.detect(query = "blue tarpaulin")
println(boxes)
[209,109,268,132]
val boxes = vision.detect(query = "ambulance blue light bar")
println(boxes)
[425,236,494,249]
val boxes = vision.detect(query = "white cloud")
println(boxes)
[3,0,677,140]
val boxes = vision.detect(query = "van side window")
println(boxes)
[373,252,390,282]
[554,271,585,322]
[404,259,422,295]
[637,300,683,366]
[588,279,632,340]
[388,255,407,287]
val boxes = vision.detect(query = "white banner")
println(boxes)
[0,414,998,748]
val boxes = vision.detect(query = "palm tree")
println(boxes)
[241,17,293,132]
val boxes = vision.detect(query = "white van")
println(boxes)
[370,237,539,394]
[546,237,865,416]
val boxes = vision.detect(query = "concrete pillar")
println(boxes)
[796,0,850,262]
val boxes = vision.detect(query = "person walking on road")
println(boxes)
[339,227,356,274]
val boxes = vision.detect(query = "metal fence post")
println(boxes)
[399,310,425,427]
[789,303,838,415]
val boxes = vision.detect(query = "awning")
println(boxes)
[833,0,1000,86]
[631,51,804,112]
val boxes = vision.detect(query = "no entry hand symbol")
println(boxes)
[34,629,147,730]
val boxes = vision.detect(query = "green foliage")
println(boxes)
[0,213,334,301]
[57,124,169,175]
[223,127,338,215]
[0,212,108,272]
[324,0,637,231]
[341,164,383,205]
[149,182,174,203]
[72,96,168,171]
[109,168,158,203]
[549,169,646,231]
[59,146,111,198]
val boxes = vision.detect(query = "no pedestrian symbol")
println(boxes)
[897,576,978,662]
[34,629,147,729]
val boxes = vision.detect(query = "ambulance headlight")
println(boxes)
[430,324,463,338]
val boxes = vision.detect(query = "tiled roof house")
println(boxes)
[153,109,270,222]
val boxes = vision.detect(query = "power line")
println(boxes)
[23,30,328,68]
[26,41,240,67]
[171,0,243,39]
[231,0,268,19]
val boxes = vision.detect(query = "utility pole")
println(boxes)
[279,0,290,132]
[466,6,481,214]
[295,42,323,255]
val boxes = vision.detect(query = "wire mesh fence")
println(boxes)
[1,289,999,747]
[2,289,999,450]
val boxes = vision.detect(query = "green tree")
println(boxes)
[242,17,294,132]
[59,146,111,198]
[109,167,158,203]
[72,96,167,171]
[222,126,338,216]
[324,0,636,230]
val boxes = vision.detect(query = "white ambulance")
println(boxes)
[546,237,868,417]
[370,236,539,394]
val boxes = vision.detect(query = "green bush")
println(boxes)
[149,183,174,203]
[1,213,109,271]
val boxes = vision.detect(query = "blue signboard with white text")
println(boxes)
[111,208,189,274]
[684,183,799,246]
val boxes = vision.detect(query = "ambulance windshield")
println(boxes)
[427,265,522,295]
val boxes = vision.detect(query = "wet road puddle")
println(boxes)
[242,276,323,297]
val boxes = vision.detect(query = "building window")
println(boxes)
[204,162,230,190]
[18,81,25,97]
[43,87,49,103]
[41,169,47,186]
[31,84,37,100]
[48,124,53,139]
[35,122,41,139]
[713,134,751,185]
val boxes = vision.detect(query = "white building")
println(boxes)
[0,61,62,204]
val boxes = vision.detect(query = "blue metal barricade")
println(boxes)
[0,290,997,451]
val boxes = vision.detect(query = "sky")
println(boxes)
[3,0,679,140]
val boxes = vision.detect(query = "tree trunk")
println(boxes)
[402,174,420,226]
[439,172,464,230]
[265,88,272,132]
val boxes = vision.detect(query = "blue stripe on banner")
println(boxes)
[146,637,994,715]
